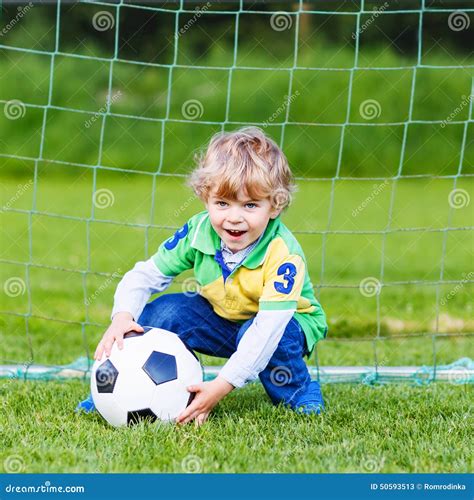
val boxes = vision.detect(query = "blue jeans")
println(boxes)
[138,293,324,414]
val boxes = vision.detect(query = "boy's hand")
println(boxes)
[94,311,144,360]
[177,376,234,426]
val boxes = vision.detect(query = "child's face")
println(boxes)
[206,187,280,253]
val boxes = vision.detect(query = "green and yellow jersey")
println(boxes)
[152,211,327,354]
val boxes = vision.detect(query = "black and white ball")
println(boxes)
[91,327,202,427]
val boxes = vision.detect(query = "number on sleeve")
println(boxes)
[164,223,189,250]
[273,262,297,295]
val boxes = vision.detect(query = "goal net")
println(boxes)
[0,0,472,384]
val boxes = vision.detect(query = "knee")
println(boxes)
[270,318,307,361]
[235,317,305,359]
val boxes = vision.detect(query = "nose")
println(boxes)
[226,207,244,224]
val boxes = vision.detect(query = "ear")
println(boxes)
[269,207,282,219]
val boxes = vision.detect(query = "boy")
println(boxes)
[78,127,327,425]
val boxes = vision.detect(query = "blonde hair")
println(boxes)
[188,127,296,211]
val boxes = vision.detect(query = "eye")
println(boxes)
[216,201,228,207]
[245,202,257,209]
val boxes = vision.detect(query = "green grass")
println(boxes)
[0,379,472,473]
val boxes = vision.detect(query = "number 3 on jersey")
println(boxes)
[274,262,297,295]
[164,223,189,250]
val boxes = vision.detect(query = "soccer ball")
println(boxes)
[91,327,202,427]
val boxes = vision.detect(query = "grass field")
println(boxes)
[1,20,473,474]
[1,379,472,473]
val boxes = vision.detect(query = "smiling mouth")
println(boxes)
[225,229,246,237]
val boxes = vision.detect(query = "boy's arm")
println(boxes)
[218,308,295,387]
[94,259,173,360]
[95,218,199,360]
[111,258,173,321]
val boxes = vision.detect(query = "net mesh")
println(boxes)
[0,0,472,384]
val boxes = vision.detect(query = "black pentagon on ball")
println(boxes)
[123,325,153,339]
[95,359,119,393]
[187,391,196,407]
[142,351,177,386]
[123,330,144,339]
[127,408,157,425]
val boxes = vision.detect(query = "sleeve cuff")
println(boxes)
[110,304,139,322]
[219,361,255,389]
[259,300,298,311]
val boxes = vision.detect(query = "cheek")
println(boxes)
[250,213,270,228]
[208,211,224,227]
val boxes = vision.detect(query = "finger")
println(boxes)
[104,339,114,357]
[195,413,208,427]
[177,406,195,423]
[194,416,203,427]
[94,343,104,360]
[116,333,125,350]
[178,400,201,423]
[131,322,144,332]
[180,409,201,425]
[187,384,202,393]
